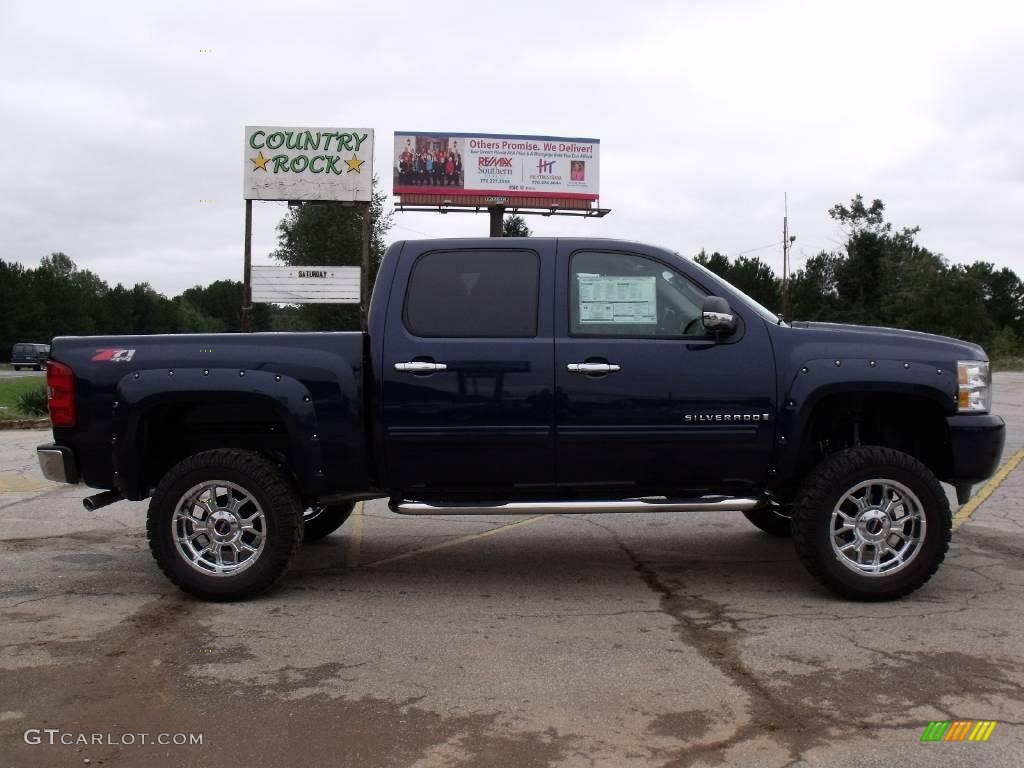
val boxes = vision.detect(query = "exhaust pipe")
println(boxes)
[82,490,123,511]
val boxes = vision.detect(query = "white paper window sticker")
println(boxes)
[577,275,657,324]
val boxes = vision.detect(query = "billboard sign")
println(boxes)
[393,131,599,201]
[244,126,373,202]
[251,266,360,304]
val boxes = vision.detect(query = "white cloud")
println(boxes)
[0,0,1021,293]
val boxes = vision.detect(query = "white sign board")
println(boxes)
[393,131,599,201]
[577,275,656,324]
[251,266,360,304]
[244,126,373,201]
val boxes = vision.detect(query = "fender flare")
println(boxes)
[772,358,957,482]
[110,367,323,499]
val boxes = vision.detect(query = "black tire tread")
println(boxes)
[791,446,951,601]
[146,449,303,602]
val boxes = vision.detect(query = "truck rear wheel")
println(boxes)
[791,446,951,601]
[147,449,303,602]
[303,502,355,542]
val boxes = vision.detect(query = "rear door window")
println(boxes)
[404,249,540,338]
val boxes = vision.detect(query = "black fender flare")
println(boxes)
[110,367,323,499]
[772,358,957,482]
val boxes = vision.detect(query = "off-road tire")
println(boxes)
[742,504,793,537]
[303,502,356,542]
[147,449,303,601]
[791,446,951,601]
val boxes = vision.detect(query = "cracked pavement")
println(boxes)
[1,374,1023,767]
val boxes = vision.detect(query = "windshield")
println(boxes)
[684,255,784,324]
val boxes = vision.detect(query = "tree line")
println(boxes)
[3,194,1021,362]
[695,196,1024,360]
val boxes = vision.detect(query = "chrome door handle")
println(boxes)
[567,362,621,374]
[394,361,448,372]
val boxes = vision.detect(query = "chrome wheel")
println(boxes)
[830,479,926,577]
[172,481,266,577]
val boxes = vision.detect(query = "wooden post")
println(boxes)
[241,199,253,332]
[489,205,505,237]
[360,201,371,332]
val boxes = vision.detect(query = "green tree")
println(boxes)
[788,252,842,321]
[270,180,393,331]
[502,214,532,237]
[694,250,730,277]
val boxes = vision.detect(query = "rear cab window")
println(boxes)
[404,249,540,338]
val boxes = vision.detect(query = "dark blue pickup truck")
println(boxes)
[36,238,1005,601]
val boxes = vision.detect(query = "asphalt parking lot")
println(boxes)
[1,375,1022,767]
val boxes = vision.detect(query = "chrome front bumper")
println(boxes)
[37,444,79,484]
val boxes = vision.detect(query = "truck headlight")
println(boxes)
[957,360,991,413]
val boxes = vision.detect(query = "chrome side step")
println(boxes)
[390,496,764,516]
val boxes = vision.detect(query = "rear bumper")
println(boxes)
[37,444,79,485]
[946,414,1006,485]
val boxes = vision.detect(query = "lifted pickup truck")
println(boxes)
[37,238,1005,601]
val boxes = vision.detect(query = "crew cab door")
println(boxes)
[554,246,777,496]
[381,243,555,496]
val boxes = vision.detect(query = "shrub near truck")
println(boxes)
[35,238,1005,601]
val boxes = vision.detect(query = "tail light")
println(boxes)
[47,361,76,427]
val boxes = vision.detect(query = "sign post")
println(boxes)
[241,126,374,329]
[242,199,253,332]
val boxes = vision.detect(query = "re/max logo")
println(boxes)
[478,156,513,167]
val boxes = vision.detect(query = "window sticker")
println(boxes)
[577,275,657,324]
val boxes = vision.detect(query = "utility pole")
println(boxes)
[781,193,794,320]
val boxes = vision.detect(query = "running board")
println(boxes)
[390,496,764,516]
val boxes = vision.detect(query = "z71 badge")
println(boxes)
[92,348,136,362]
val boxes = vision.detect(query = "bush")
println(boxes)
[16,383,48,416]
[988,326,1023,362]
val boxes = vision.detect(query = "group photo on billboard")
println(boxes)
[393,131,600,201]
[394,134,466,189]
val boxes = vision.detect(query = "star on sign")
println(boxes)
[250,151,270,171]
[345,154,365,173]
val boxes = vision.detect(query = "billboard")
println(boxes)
[244,126,374,202]
[251,266,360,304]
[393,131,599,201]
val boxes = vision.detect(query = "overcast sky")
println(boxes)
[1,0,1022,295]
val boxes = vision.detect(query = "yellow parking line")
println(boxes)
[345,501,364,568]
[364,515,549,568]
[953,448,1024,529]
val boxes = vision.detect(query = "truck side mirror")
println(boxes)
[702,296,736,336]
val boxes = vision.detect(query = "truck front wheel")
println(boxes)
[147,449,304,601]
[791,446,951,601]
[303,502,355,542]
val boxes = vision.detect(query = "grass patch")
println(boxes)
[991,357,1024,372]
[0,377,47,417]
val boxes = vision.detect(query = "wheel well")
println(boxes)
[136,400,293,494]
[787,392,952,496]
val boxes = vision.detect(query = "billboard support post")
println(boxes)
[242,198,253,333]
[489,205,505,237]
